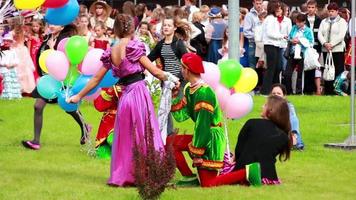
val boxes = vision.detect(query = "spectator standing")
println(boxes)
[243,0,263,68]
[260,1,287,95]
[89,1,114,29]
[305,0,322,95]
[318,3,348,95]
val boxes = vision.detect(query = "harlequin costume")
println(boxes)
[171,53,262,187]
[93,86,122,159]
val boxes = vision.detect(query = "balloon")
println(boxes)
[233,68,259,93]
[99,70,119,88]
[45,0,79,26]
[37,75,62,100]
[39,49,54,73]
[65,35,89,65]
[201,61,220,89]
[81,48,104,75]
[215,84,231,111]
[46,51,70,81]
[56,37,68,52]
[225,93,253,119]
[14,0,45,9]
[72,75,100,95]
[83,88,101,101]
[218,59,242,88]
[43,0,68,8]
[57,90,79,112]
[63,65,80,87]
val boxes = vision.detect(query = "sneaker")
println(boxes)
[246,162,262,186]
[22,140,40,150]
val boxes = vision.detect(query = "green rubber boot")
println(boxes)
[246,162,262,186]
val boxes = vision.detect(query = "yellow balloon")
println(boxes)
[14,0,45,9]
[233,68,258,93]
[39,49,54,73]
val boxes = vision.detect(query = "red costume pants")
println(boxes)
[169,135,247,187]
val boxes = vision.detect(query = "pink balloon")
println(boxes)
[225,93,253,119]
[46,51,70,81]
[215,84,231,111]
[78,62,83,72]
[202,61,221,89]
[81,48,105,75]
[57,37,68,53]
[84,88,101,101]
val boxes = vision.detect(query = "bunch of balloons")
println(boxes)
[201,60,258,119]
[14,0,79,25]
[36,35,118,112]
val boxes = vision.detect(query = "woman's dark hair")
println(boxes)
[295,13,307,23]
[114,14,134,38]
[265,95,292,161]
[271,83,287,96]
[267,0,281,16]
[327,2,339,11]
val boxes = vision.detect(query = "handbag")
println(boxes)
[283,42,292,59]
[323,52,335,81]
[304,47,321,71]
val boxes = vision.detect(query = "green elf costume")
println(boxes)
[171,53,261,187]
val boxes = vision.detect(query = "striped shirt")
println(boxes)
[161,43,182,77]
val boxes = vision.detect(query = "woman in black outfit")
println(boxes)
[22,24,90,150]
[233,95,292,185]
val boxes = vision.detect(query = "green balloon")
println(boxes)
[37,75,62,99]
[107,131,114,146]
[65,35,88,65]
[64,65,80,87]
[219,59,242,88]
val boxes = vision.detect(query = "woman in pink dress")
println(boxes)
[68,14,179,186]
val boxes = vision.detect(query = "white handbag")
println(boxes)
[323,52,335,81]
[304,47,321,71]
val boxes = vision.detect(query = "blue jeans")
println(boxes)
[248,41,257,68]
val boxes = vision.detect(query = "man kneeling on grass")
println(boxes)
[170,53,261,187]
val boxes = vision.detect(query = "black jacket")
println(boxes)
[306,15,322,53]
[148,36,187,69]
[234,119,290,180]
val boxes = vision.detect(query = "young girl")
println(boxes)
[137,21,155,52]
[0,33,21,99]
[233,95,292,184]
[270,83,304,150]
[78,15,92,43]
[28,19,44,81]
[68,14,179,186]
[12,25,36,95]
[90,21,110,50]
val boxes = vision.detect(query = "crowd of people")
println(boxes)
[0,0,354,188]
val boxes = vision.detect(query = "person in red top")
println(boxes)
[28,19,44,81]
[93,86,121,159]
[90,21,110,50]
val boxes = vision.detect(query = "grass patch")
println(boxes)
[1,96,356,199]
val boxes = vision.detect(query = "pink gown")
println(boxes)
[101,38,164,186]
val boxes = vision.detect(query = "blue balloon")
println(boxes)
[72,75,99,95]
[99,70,119,87]
[45,0,79,26]
[57,90,79,112]
[37,75,62,100]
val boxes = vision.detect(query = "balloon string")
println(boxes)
[223,115,231,162]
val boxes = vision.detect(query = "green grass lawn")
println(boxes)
[1,96,356,200]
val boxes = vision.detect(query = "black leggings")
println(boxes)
[32,98,86,144]
[260,45,281,95]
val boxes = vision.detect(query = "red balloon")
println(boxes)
[42,0,68,8]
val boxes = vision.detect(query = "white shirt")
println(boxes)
[262,15,286,47]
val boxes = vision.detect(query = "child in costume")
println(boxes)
[68,14,179,186]
[232,95,292,185]
[0,33,21,99]
[93,86,121,159]
[171,53,261,187]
